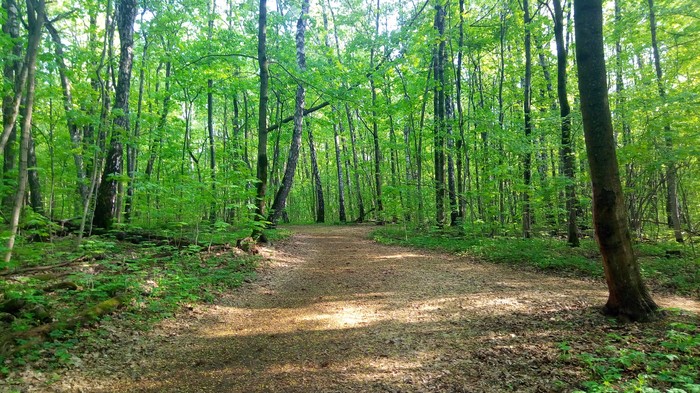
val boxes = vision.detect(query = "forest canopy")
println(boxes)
[0,0,698,256]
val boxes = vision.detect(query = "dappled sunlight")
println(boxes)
[55,226,700,393]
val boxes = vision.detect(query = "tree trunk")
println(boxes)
[93,0,137,230]
[334,119,347,222]
[0,0,28,154]
[125,31,148,223]
[268,0,309,224]
[446,95,458,226]
[27,133,43,214]
[308,125,325,223]
[4,0,44,263]
[345,105,365,222]
[647,0,682,243]
[433,4,446,228]
[207,0,217,223]
[369,0,383,223]
[553,0,579,246]
[574,0,659,322]
[253,0,270,235]
[522,0,533,238]
[455,0,467,222]
[45,20,89,207]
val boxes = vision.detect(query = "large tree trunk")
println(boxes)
[647,0,682,243]
[574,0,659,322]
[253,0,269,234]
[522,0,533,238]
[93,0,137,230]
[267,0,309,224]
[4,0,44,263]
[553,0,579,246]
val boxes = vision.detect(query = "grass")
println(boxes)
[372,226,700,297]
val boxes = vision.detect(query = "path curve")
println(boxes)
[54,225,699,392]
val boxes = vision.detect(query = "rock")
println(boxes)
[0,312,15,323]
[0,298,26,315]
[28,304,52,323]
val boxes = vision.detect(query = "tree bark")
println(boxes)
[253,0,269,235]
[334,118,347,222]
[207,0,217,223]
[0,0,28,154]
[522,0,533,238]
[369,0,383,222]
[44,20,89,207]
[93,0,137,230]
[308,125,325,223]
[267,0,309,224]
[647,0,682,243]
[553,0,579,246]
[4,0,44,263]
[433,3,446,228]
[574,0,659,321]
[27,133,43,214]
[125,30,148,222]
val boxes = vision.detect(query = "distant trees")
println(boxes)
[0,0,696,272]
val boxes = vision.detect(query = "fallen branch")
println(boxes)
[0,255,88,277]
[0,296,123,357]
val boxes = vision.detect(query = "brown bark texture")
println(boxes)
[574,0,659,321]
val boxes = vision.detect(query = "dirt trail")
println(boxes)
[50,225,699,392]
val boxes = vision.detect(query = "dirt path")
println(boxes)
[48,225,699,392]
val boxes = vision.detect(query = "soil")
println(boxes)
[7,225,700,392]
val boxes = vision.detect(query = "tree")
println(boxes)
[92,0,138,229]
[4,0,45,262]
[268,0,310,224]
[573,0,659,321]
[433,2,446,228]
[253,0,270,235]
[552,0,579,246]
[522,0,533,238]
[647,0,682,243]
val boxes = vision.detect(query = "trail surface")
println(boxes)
[48,225,699,392]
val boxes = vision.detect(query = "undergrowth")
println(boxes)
[566,314,700,392]
[372,226,699,297]
[0,225,289,378]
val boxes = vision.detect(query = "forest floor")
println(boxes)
[11,225,700,392]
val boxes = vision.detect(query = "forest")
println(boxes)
[0,0,699,390]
